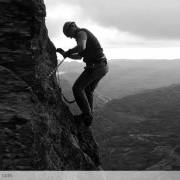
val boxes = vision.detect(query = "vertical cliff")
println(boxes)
[0,0,100,170]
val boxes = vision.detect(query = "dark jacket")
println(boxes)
[76,28,106,63]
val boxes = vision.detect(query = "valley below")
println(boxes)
[93,84,180,170]
[58,59,180,170]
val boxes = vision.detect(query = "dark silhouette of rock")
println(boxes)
[0,0,100,170]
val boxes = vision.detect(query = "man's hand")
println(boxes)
[56,48,72,58]
[56,48,65,56]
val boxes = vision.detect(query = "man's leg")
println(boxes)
[72,69,93,117]
[85,77,102,113]
[72,64,108,126]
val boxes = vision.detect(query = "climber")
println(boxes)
[56,22,108,127]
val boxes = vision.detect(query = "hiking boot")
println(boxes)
[83,113,93,127]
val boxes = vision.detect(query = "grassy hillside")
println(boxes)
[103,84,180,122]
[93,84,180,170]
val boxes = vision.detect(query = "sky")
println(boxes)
[44,0,180,59]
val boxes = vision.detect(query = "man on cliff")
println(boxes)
[56,22,108,127]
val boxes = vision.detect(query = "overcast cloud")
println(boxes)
[45,0,180,39]
[44,0,180,59]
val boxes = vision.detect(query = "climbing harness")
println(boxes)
[49,58,76,104]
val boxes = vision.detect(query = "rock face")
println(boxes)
[0,0,100,170]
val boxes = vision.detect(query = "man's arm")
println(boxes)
[68,53,82,59]
[76,31,87,54]
[56,48,81,59]
[66,31,87,58]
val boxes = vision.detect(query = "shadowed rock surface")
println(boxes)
[0,0,100,170]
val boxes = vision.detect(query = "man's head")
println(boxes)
[63,21,78,38]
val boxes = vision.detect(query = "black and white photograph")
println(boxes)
[0,0,180,179]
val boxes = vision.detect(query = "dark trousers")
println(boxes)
[73,63,108,116]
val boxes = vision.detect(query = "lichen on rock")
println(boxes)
[0,0,100,170]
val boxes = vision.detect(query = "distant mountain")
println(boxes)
[93,84,180,170]
[59,59,180,99]
[102,84,180,123]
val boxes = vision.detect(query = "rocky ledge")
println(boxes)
[0,0,100,170]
